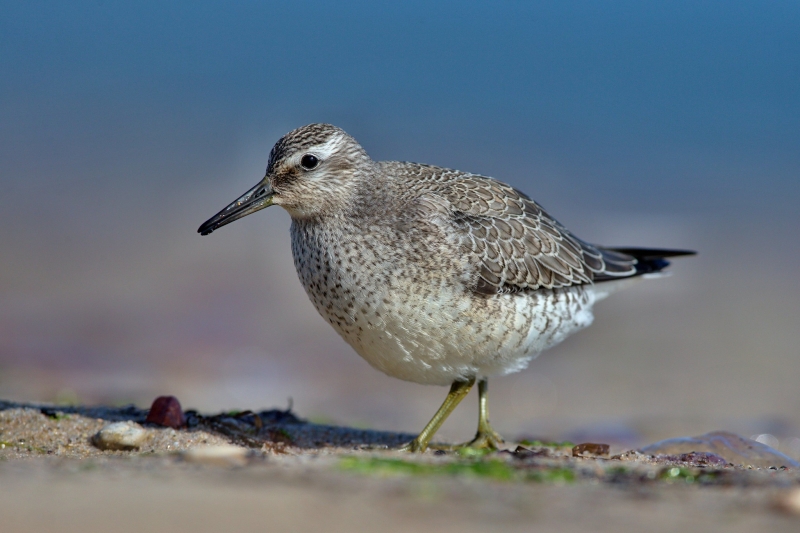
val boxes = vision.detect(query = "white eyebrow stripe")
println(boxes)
[290,133,346,166]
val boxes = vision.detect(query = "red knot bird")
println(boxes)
[198,123,694,452]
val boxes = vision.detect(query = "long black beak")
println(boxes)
[198,177,274,235]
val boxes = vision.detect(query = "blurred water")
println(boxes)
[1,1,799,451]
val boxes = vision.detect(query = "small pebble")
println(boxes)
[92,421,149,451]
[181,445,250,467]
[145,396,185,428]
[572,443,610,458]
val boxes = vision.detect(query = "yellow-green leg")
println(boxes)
[400,378,475,453]
[462,378,505,450]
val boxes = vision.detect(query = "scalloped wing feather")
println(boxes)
[428,172,638,294]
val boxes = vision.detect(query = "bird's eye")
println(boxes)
[300,154,319,170]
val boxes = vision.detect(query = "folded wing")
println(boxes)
[438,174,682,295]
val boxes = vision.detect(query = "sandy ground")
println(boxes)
[2,400,800,533]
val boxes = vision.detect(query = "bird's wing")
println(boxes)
[432,173,637,294]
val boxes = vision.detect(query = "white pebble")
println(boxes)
[92,421,149,451]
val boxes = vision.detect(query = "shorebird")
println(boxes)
[198,124,693,452]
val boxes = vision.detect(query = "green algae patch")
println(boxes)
[660,467,697,484]
[455,446,494,458]
[528,467,575,483]
[340,456,515,480]
[339,457,514,480]
[339,456,575,483]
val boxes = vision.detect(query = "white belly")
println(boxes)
[322,283,598,386]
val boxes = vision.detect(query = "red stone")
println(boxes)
[145,395,185,428]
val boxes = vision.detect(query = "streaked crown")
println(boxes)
[267,124,373,218]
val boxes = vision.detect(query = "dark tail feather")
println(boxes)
[606,247,697,260]
[605,247,696,276]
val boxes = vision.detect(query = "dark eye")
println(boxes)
[300,154,319,170]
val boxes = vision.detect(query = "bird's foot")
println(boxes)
[397,438,427,453]
[391,429,504,454]
[394,437,456,453]
[461,428,505,451]
[439,425,505,452]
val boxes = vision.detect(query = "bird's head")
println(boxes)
[198,123,370,235]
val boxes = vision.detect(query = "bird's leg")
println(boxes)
[461,378,505,450]
[399,378,475,453]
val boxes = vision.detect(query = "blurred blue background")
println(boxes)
[2,1,799,451]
